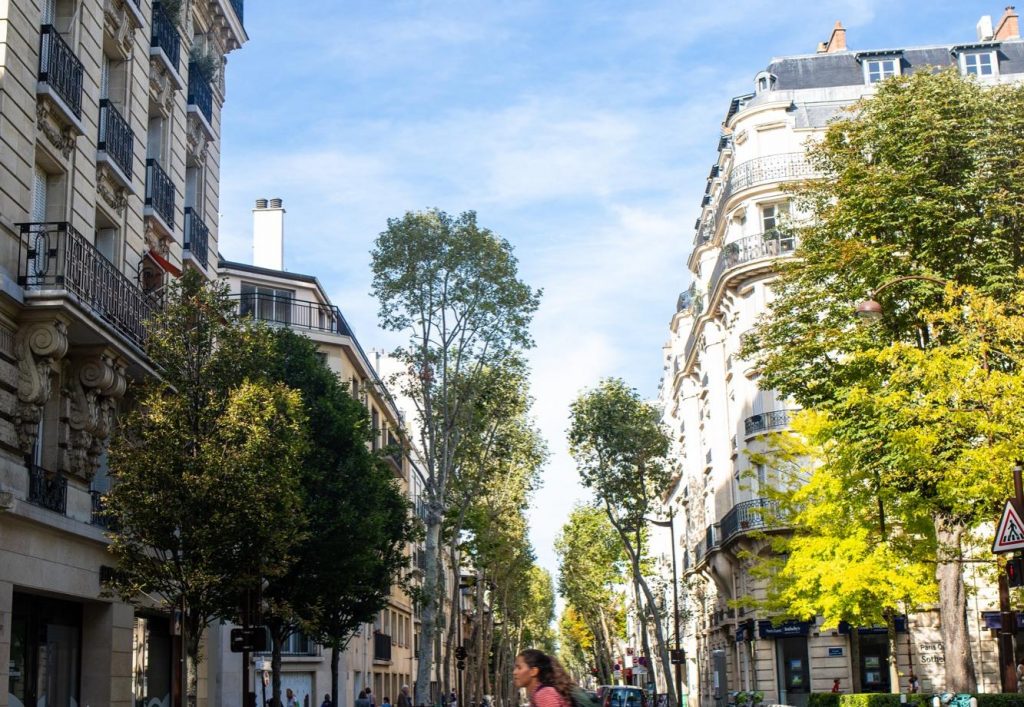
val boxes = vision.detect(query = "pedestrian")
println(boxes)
[285,689,299,707]
[399,685,413,707]
[383,697,393,707]
[513,648,576,707]
[831,679,841,694]
[449,692,458,707]
[1017,659,1024,694]
[357,689,372,707]
[908,673,920,694]
[367,688,377,707]
[322,695,333,707]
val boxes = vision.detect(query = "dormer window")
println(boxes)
[858,51,903,84]
[958,48,998,77]
[754,71,776,94]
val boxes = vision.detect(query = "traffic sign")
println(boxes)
[993,500,1024,553]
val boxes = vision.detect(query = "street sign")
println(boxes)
[993,500,1024,553]
[230,626,270,652]
[670,649,685,665]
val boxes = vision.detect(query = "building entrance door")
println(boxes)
[712,650,728,707]
[8,593,82,707]
[775,637,809,707]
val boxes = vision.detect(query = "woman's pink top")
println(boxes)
[531,686,570,707]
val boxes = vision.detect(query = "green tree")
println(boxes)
[104,271,308,704]
[371,209,541,707]
[568,378,675,706]
[259,329,417,707]
[555,504,627,684]
[745,69,1024,691]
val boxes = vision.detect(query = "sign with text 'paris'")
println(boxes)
[993,500,1024,553]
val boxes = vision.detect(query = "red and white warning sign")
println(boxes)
[993,500,1024,553]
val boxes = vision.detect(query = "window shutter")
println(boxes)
[31,166,48,223]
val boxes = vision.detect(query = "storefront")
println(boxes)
[760,620,812,707]
[133,614,176,707]
[839,617,908,694]
[8,593,82,707]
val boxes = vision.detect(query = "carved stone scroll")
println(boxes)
[15,320,69,454]
[66,352,127,480]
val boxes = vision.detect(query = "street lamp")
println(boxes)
[854,275,949,322]
[646,510,683,707]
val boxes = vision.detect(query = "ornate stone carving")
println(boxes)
[144,220,171,256]
[66,352,127,480]
[186,114,210,165]
[36,101,77,158]
[15,320,69,454]
[149,58,177,117]
[97,163,129,214]
[103,0,140,59]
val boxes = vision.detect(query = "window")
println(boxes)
[760,202,788,234]
[147,116,170,163]
[864,57,899,84]
[185,163,205,216]
[101,52,128,106]
[239,282,294,324]
[96,208,120,263]
[32,162,66,222]
[962,51,996,76]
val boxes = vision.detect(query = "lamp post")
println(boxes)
[854,275,949,322]
[647,510,683,707]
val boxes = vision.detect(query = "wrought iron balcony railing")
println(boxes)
[693,538,707,565]
[98,99,134,179]
[18,222,155,348]
[721,153,816,204]
[145,158,175,229]
[373,631,392,662]
[39,25,84,119]
[151,2,181,71]
[708,231,797,301]
[28,464,67,514]
[187,64,213,124]
[744,408,796,436]
[90,489,117,529]
[719,497,780,544]
[184,207,210,268]
[230,294,353,336]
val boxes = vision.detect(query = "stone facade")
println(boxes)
[0,0,245,705]
[652,12,1024,707]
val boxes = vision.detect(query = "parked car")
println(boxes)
[601,686,648,707]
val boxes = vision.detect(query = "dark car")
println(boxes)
[601,687,647,707]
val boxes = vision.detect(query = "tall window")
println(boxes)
[239,282,294,324]
[760,202,788,235]
[96,208,120,263]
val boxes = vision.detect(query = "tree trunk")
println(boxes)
[885,611,899,694]
[332,646,341,707]
[271,624,286,707]
[934,517,977,693]
[634,578,655,688]
[606,506,677,707]
[416,518,443,707]
[598,606,616,682]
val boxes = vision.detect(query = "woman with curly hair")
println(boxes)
[514,649,576,707]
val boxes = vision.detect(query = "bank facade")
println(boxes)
[653,10,1024,707]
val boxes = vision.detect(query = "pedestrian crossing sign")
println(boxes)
[993,500,1024,553]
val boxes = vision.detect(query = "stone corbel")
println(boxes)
[97,163,129,214]
[66,351,128,480]
[15,320,69,454]
[103,0,139,59]
[36,101,77,158]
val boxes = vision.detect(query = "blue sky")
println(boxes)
[217,0,999,580]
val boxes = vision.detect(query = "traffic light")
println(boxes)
[455,646,467,661]
[457,661,465,671]
[1008,557,1024,588]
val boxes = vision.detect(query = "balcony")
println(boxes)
[744,408,796,437]
[231,294,353,336]
[144,158,175,234]
[719,497,781,544]
[38,25,85,131]
[90,490,116,530]
[183,207,210,268]
[722,153,816,204]
[18,222,156,349]
[708,231,797,301]
[187,64,214,137]
[373,631,392,662]
[150,2,183,86]
[97,99,134,184]
[28,464,67,514]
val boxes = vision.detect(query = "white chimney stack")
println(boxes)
[252,197,285,270]
[977,15,994,40]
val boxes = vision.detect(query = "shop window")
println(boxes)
[133,616,173,707]
[10,593,82,707]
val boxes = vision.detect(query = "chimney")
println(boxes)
[252,197,285,270]
[819,21,847,53]
[977,15,995,40]
[995,6,1020,39]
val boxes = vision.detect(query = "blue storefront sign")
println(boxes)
[758,620,813,639]
[837,616,908,635]
[828,648,844,657]
[980,611,1024,630]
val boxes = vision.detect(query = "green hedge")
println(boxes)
[808,692,1024,707]
[809,694,840,707]
[839,694,904,707]
[976,695,1024,707]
